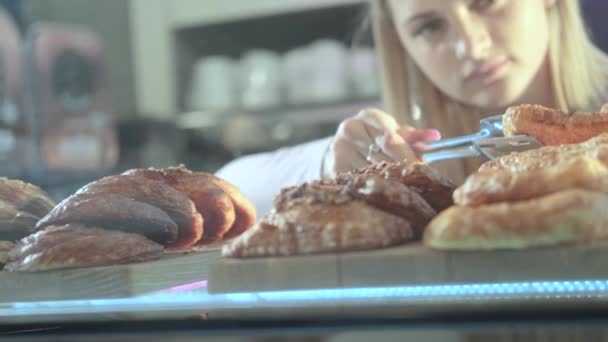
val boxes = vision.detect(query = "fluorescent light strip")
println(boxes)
[5,280,608,316]
[223,280,608,303]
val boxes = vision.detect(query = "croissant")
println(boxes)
[36,193,179,244]
[339,161,455,212]
[0,178,55,218]
[0,200,39,240]
[426,132,608,251]
[150,166,255,240]
[59,174,203,250]
[123,166,238,242]
[455,156,608,206]
[425,190,608,250]
[36,165,256,253]
[224,177,415,258]
[479,133,608,172]
[223,167,446,258]
[5,224,164,271]
[503,104,608,146]
[0,178,55,241]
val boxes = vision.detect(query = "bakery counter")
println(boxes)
[3,235,608,325]
[5,236,608,323]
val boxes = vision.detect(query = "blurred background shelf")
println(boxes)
[129,0,374,119]
[126,0,379,175]
[178,97,380,154]
[167,0,367,30]
[14,0,377,196]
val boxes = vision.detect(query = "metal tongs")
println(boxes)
[422,115,543,163]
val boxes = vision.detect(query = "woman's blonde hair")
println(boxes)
[369,0,608,128]
[365,0,608,181]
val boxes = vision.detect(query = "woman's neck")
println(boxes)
[483,56,557,114]
[510,57,557,110]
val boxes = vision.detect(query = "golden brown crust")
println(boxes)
[344,176,436,238]
[76,175,203,250]
[193,172,257,239]
[424,189,608,250]
[222,173,442,258]
[222,201,412,258]
[339,161,455,211]
[0,241,14,267]
[123,167,236,242]
[150,165,256,239]
[479,133,608,172]
[273,181,352,211]
[455,156,608,206]
[5,224,164,271]
[35,193,179,243]
[275,175,436,237]
[503,104,608,145]
[0,178,55,218]
[0,200,38,240]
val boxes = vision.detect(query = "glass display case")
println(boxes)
[1,1,608,341]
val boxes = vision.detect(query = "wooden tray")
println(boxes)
[0,246,221,303]
[208,242,608,294]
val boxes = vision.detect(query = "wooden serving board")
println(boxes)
[208,242,608,294]
[0,246,221,303]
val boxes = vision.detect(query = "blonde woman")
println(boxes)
[217,0,608,216]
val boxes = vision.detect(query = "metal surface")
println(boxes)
[475,135,544,160]
[425,114,504,151]
[422,144,481,163]
[423,135,543,162]
[422,113,543,162]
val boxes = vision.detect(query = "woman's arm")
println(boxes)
[216,108,441,218]
[215,137,332,217]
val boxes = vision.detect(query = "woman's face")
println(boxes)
[388,0,555,110]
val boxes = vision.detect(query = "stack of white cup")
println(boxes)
[187,56,237,113]
[187,39,381,112]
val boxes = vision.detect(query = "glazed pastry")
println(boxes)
[455,156,608,206]
[0,200,38,240]
[36,193,179,244]
[74,175,203,249]
[0,177,55,217]
[0,241,15,267]
[224,203,412,258]
[338,161,455,212]
[276,176,436,238]
[5,224,164,271]
[124,166,236,242]
[223,175,428,258]
[479,133,608,172]
[425,189,608,250]
[503,104,608,146]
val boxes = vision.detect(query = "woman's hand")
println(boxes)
[321,108,441,178]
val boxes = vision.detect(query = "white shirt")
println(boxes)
[215,137,332,217]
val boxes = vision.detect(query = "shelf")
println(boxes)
[169,0,367,30]
[177,97,381,130]
[177,98,381,154]
[129,0,370,120]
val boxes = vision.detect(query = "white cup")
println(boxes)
[188,56,237,113]
[307,39,349,103]
[238,49,282,111]
[348,47,381,98]
[282,46,313,105]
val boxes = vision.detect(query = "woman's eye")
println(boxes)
[413,19,444,38]
[471,0,496,11]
